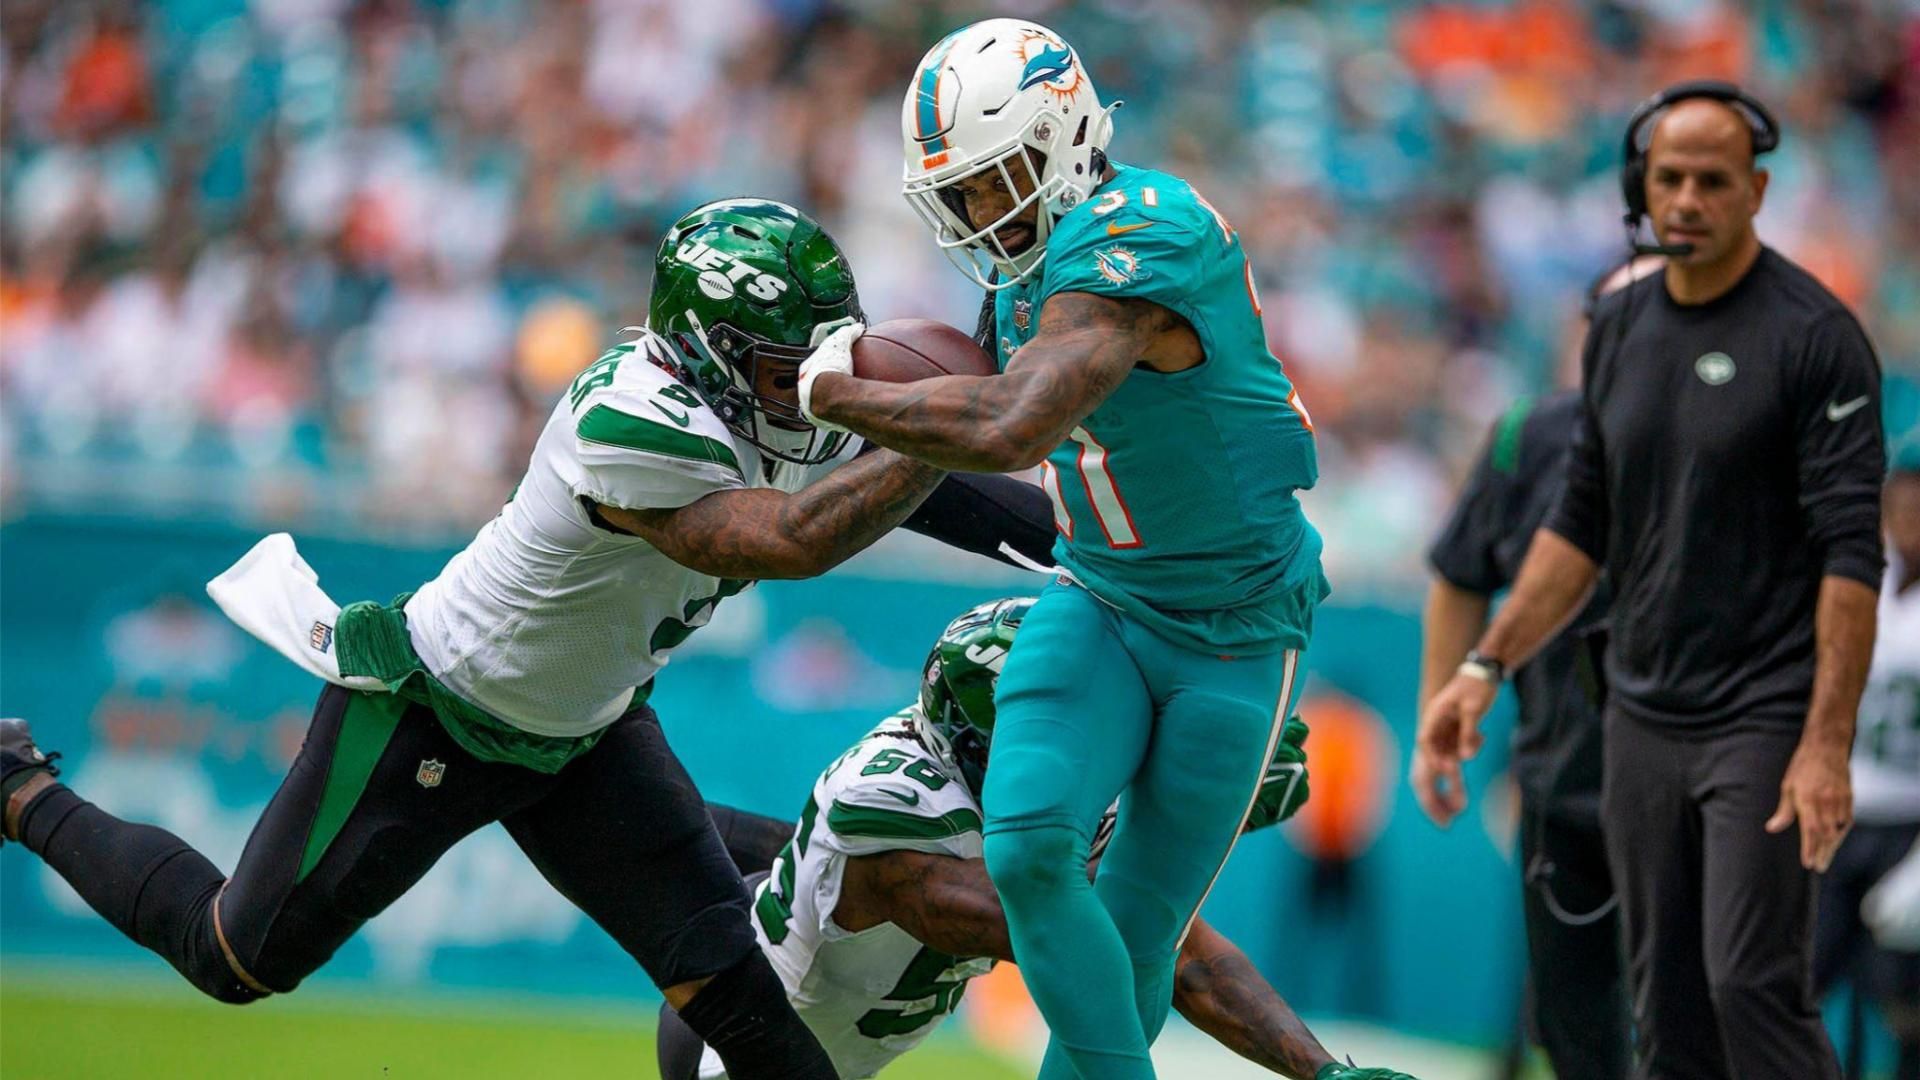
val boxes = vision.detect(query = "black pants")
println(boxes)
[1601,708,1840,1080]
[656,870,775,1080]
[20,685,755,995]
[1814,821,1920,1079]
[1520,811,1631,1080]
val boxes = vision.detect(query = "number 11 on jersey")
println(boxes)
[1041,425,1141,549]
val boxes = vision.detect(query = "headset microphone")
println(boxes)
[1625,221,1696,258]
[1618,81,1777,260]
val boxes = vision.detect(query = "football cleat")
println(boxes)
[1,718,61,845]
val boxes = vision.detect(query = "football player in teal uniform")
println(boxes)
[797,18,1327,1078]
[659,598,1418,1080]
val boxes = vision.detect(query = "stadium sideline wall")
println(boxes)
[0,512,1520,1043]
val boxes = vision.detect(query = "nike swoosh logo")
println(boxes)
[1105,221,1153,237]
[651,402,691,427]
[878,788,920,807]
[1826,396,1870,422]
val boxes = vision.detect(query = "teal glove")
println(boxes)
[1242,714,1309,833]
[1316,1063,1422,1080]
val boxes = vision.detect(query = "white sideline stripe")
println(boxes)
[1175,649,1297,949]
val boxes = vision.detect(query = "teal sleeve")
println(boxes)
[1037,214,1212,339]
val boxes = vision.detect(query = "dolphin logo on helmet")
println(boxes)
[1018,43,1074,91]
[900,18,1119,291]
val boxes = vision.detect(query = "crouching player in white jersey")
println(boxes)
[657,598,1424,1080]
[0,201,1061,1080]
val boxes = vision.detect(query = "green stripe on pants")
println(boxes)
[297,691,406,883]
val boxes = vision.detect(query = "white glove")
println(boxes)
[1863,837,1920,951]
[798,320,863,432]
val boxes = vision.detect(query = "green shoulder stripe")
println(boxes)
[828,799,982,841]
[577,404,741,476]
[1491,395,1536,475]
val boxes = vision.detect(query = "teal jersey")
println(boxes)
[992,163,1327,652]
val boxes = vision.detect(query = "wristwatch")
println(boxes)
[1458,649,1506,685]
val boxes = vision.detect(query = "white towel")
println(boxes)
[205,533,386,693]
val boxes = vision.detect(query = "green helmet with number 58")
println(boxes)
[649,199,863,465]
[915,596,1036,799]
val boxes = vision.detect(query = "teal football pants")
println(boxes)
[981,580,1306,1079]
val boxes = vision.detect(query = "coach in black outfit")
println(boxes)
[1421,83,1885,1079]
[1413,258,1660,1080]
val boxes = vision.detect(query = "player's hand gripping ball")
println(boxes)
[797,319,863,432]
[799,318,996,430]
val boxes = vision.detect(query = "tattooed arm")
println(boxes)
[809,292,1191,473]
[591,448,944,580]
[1172,918,1337,1078]
[835,850,1013,961]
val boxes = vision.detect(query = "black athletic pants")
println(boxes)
[16,686,827,1076]
[655,870,776,1080]
[1601,708,1841,1080]
[1519,811,1631,1080]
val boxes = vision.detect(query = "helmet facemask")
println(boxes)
[664,311,844,467]
[899,18,1118,292]
[906,112,1105,292]
[914,657,993,800]
[647,199,862,468]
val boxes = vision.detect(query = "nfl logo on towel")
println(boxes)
[309,621,333,653]
[416,759,446,788]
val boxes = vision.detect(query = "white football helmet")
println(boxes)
[900,19,1117,291]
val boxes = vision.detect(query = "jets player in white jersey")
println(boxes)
[1815,459,1920,1074]
[658,598,1424,1080]
[0,200,1057,1080]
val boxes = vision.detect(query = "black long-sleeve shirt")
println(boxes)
[1545,248,1885,730]
[1431,392,1609,824]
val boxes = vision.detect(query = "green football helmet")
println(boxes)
[649,198,863,466]
[915,596,1035,799]
[916,595,1314,832]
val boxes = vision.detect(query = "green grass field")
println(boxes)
[0,975,1027,1079]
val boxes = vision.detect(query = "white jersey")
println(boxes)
[404,330,856,737]
[694,710,1118,1080]
[1854,554,1920,824]
[699,709,993,1080]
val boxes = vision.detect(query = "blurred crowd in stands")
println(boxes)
[4,0,1918,585]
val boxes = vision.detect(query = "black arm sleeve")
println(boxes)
[902,470,1057,568]
[1791,310,1886,588]
[1544,327,1610,563]
[705,803,794,876]
[850,431,1055,568]
[1428,405,1522,593]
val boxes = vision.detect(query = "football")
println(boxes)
[850,318,997,382]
